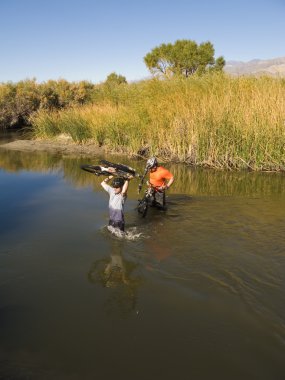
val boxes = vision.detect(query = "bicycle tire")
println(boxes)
[100,160,136,176]
[80,165,108,176]
[81,164,132,179]
[138,198,148,218]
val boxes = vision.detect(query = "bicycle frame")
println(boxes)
[137,185,160,218]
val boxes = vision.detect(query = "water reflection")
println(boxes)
[0,147,285,379]
[88,238,141,316]
[0,128,26,143]
[1,148,284,197]
[0,148,62,173]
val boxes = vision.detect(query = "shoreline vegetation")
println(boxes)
[1,73,285,171]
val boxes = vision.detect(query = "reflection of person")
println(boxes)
[88,240,139,289]
[104,249,129,287]
[146,157,174,209]
[101,171,133,231]
[87,240,140,315]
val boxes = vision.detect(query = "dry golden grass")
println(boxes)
[31,74,285,170]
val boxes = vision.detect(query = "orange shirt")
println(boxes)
[149,166,173,187]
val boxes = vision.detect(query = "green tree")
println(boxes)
[144,39,225,77]
[105,72,127,86]
[144,43,174,76]
[210,56,226,72]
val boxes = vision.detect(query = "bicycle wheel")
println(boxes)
[80,165,106,176]
[138,197,148,218]
[100,160,136,176]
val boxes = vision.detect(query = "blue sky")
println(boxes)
[0,0,284,83]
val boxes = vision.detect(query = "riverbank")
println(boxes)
[0,137,105,157]
[29,75,285,171]
[1,75,285,170]
[1,137,285,172]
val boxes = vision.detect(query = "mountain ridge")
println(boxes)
[224,56,285,76]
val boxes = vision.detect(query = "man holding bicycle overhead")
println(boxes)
[101,169,133,232]
[146,157,174,209]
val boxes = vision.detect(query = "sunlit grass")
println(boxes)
[31,74,285,171]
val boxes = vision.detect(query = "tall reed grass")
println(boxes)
[31,74,285,170]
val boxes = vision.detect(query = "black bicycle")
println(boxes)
[99,160,136,176]
[137,185,157,218]
[81,160,138,179]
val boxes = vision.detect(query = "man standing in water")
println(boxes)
[101,173,133,232]
[146,157,174,209]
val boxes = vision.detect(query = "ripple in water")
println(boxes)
[106,225,147,240]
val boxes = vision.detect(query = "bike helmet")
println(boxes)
[146,156,158,169]
[112,177,125,188]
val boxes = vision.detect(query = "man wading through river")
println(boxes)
[101,171,133,232]
[146,157,174,209]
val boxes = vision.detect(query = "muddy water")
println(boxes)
[0,146,284,380]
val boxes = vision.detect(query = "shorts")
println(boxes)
[151,190,166,209]
[109,219,125,231]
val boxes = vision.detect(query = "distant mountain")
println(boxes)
[224,57,285,77]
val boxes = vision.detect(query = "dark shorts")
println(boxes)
[109,219,125,231]
[151,190,166,209]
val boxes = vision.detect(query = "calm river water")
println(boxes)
[0,134,284,380]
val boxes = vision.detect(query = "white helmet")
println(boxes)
[146,156,158,169]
